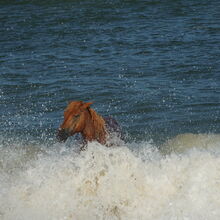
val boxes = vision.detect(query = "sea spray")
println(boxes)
[1,135,220,220]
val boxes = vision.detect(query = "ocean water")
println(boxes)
[0,0,220,219]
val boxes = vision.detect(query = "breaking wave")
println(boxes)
[1,133,220,220]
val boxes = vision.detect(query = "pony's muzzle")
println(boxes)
[57,128,70,142]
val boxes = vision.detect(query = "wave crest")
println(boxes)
[1,135,220,220]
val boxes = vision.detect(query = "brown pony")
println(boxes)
[57,101,121,146]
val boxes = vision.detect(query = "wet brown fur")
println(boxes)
[57,101,107,145]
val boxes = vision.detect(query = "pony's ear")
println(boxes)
[82,102,93,109]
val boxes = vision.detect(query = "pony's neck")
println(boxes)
[82,108,107,144]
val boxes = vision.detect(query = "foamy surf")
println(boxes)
[1,134,220,220]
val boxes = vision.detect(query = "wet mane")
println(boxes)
[87,107,107,142]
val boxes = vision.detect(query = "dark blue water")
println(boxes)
[1,0,220,143]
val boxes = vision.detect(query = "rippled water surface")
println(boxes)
[0,0,220,219]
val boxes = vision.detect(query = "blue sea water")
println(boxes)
[0,0,220,219]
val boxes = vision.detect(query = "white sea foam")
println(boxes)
[1,134,220,220]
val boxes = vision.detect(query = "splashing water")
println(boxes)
[1,134,220,220]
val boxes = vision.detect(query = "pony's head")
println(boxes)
[57,101,93,142]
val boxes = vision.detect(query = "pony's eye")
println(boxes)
[74,114,80,118]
